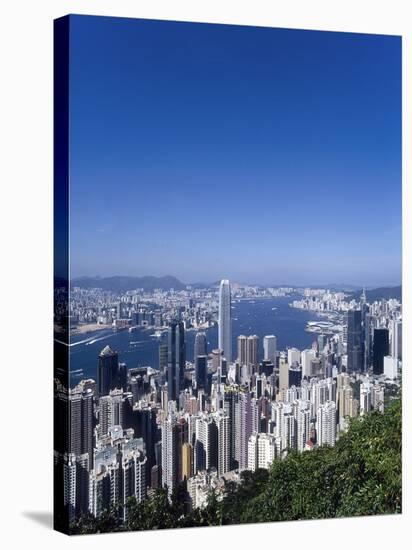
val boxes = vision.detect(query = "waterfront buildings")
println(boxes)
[62,281,399,523]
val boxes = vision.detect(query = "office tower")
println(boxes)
[317,401,336,447]
[373,328,389,375]
[181,442,193,480]
[288,365,302,387]
[391,319,402,361]
[176,417,189,481]
[237,335,248,365]
[211,349,223,371]
[247,335,260,368]
[360,382,372,415]
[98,345,119,396]
[287,347,300,366]
[248,433,277,471]
[384,355,398,380]
[347,310,363,373]
[167,320,186,401]
[195,355,208,391]
[195,414,218,473]
[317,334,328,353]
[279,357,289,391]
[69,385,94,467]
[218,279,232,362]
[301,349,316,378]
[214,411,230,476]
[263,335,277,365]
[194,331,207,362]
[159,344,168,373]
[223,387,240,470]
[364,312,372,371]
[161,415,180,495]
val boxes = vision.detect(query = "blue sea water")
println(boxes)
[69,296,320,386]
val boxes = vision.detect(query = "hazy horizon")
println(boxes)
[71,272,401,289]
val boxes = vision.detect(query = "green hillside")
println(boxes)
[72,396,401,534]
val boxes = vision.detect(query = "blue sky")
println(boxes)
[68,16,401,287]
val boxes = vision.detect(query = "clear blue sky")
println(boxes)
[68,15,401,287]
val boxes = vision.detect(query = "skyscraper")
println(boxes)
[263,335,277,365]
[347,310,363,373]
[373,328,389,375]
[237,335,248,365]
[98,345,120,396]
[161,415,180,495]
[195,355,208,391]
[194,331,207,361]
[159,344,168,374]
[69,384,94,467]
[218,279,232,363]
[247,335,260,368]
[194,332,207,387]
[167,320,186,401]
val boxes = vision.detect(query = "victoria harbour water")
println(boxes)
[69,296,320,386]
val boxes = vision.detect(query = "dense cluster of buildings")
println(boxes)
[55,280,402,524]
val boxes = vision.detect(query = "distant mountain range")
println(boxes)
[71,275,186,292]
[349,285,402,302]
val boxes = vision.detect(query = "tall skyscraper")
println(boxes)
[237,335,248,365]
[194,332,207,387]
[195,414,218,473]
[373,328,389,375]
[194,331,207,361]
[159,344,168,374]
[98,345,120,396]
[161,415,180,495]
[167,320,186,401]
[247,335,260,368]
[195,355,208,391]
[69,385,94,467]
[218,279,232,363]
[263,335,277,365]
[347,310,363,373]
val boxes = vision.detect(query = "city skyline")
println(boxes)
[68,16,401,286]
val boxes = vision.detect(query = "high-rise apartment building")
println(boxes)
[317,401,336,447]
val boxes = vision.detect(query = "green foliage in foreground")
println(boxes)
[71,397,401,534]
